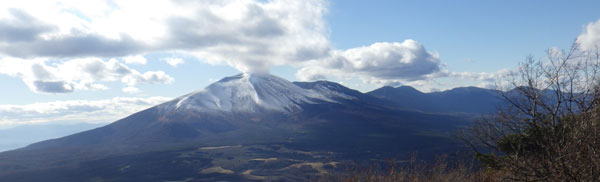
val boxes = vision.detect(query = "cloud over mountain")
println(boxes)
[297,40,443,83]
[577,19,600,50]
[0,0,509,93]
[0,0,332,93]
[160,0,330,73]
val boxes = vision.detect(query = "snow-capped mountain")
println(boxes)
[168,73,346,113]
[0,73,468,181]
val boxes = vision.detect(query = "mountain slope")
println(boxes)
[172,73,335,113]
[0,73,469,181]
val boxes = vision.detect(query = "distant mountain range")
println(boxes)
[368,86,503,114]
[0,73,502,181]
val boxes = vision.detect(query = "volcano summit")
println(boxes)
[0,73,468,181]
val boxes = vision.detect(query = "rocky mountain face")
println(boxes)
[0,73,470,181]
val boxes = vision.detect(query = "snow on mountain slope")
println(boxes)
[294,81,362,101]
[167,73,354,113]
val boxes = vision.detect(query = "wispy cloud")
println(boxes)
[0,96,172,127]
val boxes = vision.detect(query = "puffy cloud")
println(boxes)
[163,57,184,67]
[163,0,330,72]
[295,39,513,92]
[32,81,74,93]
[0,0,329,73]
[577,19,600,50]
[0,0,332,94]
[0,8,144,58]
[0,57,173,93]
[0,9,55,43]
[297,40,443,82]
[0,96,172,127]
[0,0,505,93]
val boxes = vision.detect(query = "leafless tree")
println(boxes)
[462,43,600,181]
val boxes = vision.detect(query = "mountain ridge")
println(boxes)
[368,85,503,114]
[0,73,472,181]
[168,73,335,113]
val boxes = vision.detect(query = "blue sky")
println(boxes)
[0,0,599,127]
[327,0,599,71]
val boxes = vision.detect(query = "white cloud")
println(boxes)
[0,57,173,93]
[121,70,174,86]
[0,0,329,73]
[297,40,443,83]
[0,0,332,94]
[448,70,510,83]
[0,0,510,93]
[294,39,512,92]
[164,0,330,73]
[163,57,184,67]
[577,19,600,50]
[123,55,147,65]
[0,96,172,127]
[404,70,511,92]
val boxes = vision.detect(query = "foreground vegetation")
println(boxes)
[321,155,500,182]
[330,44,600,181]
